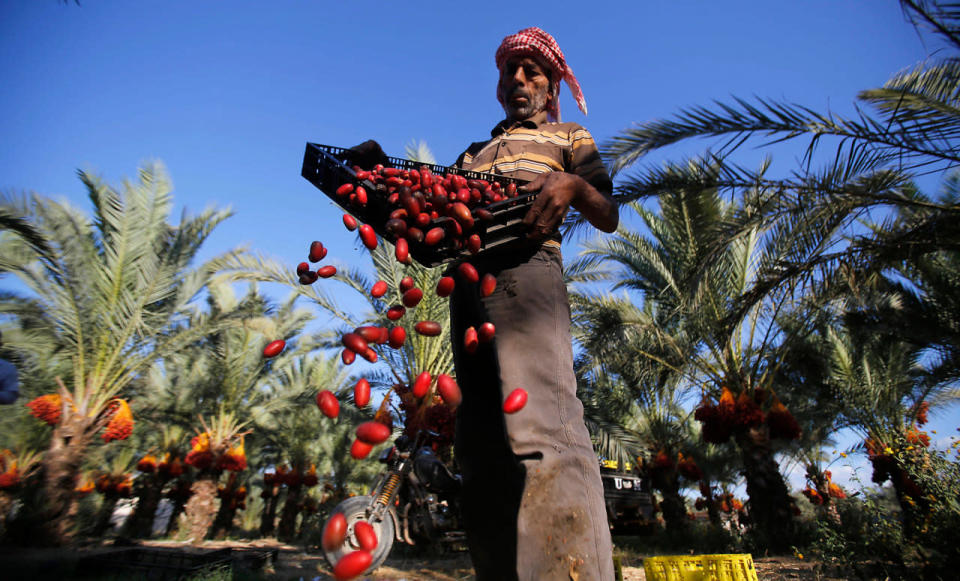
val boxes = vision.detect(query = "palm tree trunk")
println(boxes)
[652,469,688,534]
[92,495,120,537]
[124,476,163,538]
[183,476,219,545]
[210,479,240,540]
[277,484,303,542]
[736,427,795,553]
[260,489,278,537]
[164,493,189,537]
[41,415,93,545]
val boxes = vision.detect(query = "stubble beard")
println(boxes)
[504,88,549,121]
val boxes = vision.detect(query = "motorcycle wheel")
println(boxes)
[323,495,396,574]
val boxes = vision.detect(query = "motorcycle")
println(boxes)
[323,430,465,572]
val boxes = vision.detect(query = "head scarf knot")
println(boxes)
[495,27,587,121]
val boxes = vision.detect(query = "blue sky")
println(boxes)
[2,1,957,489]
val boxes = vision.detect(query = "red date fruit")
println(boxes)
[361,347,378,363]
[350,439,372,460]
[402,288,423,308]
[425,226,445,246]
[333,550,373,581]
[474,208,493,222]
[355,326,383,343]
[322,512,347,551]
[449,202,474,230]
[395,237,410,263]
[436,276,455,297]
[343,214,358,231]
[309,241,325,262]
[317,265,337,278]
[478,322,496,342]
[342,333,368,354]
[388,326,406,348]
[299,271,318,285]
[341,348,356,365]
[414,321,442,336]
[316,390,340,419]
[386,305,406,320]
[355,186,368,206]
[354,378,371,407]
[406,227,424,244]
[399,276,415,293]
[385,218,407,238]
[413,371,431,398]
[437,374,461,407]
[356,420,391,444]
[359,224,377,250]
[467,234,482,254]
[457,262,479,283]
[354,521,378,552]
[297,261,310,275]
[503,388,528,414]
[480,273,497,297]
[263,339,285,358]
[464,327,478,354]
[371,280,388,298]
[336,183,354,197]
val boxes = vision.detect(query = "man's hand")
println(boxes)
[519,172,618,238]
[343,140,390,170]
[519,173,579,239]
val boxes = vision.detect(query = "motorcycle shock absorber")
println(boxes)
[376,473,402,506]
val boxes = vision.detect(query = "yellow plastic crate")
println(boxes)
[643,554,758,581]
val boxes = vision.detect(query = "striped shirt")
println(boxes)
[455,111,613,247]
[455,111,612,194]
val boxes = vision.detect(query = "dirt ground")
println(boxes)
[0,538,850,580]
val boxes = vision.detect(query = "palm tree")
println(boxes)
[0,164,246,544]
[595,0,960,552]
[138,280,327,541]
[571,176,815,550]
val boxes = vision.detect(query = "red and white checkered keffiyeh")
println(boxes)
[495,27,586,121]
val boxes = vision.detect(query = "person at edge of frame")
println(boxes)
[0,331,20,405]
[344,26,619,581]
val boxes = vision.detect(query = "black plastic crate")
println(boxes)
[301,142,538,267]
[75,547,233,580]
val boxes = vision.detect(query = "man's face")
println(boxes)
[499,55,552,121]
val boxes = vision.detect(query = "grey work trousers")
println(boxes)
[450,244,613,581]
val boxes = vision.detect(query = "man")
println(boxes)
[448,27,618,581]
[0,331,20,405]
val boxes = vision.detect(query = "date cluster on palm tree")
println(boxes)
[25,393,135,443]
[694,386,801,443]
[94,473,133,498]
[649,449,703,481]
[395,381,456,448]
[264,464,320,489]
[0,450,21,490]
[25,394,65,425]
[802,468,847,506]
[184,432,247,472]
[217,483,248,511]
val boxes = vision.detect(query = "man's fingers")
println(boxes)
[518,173,546,193]
[522,192,547,226]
